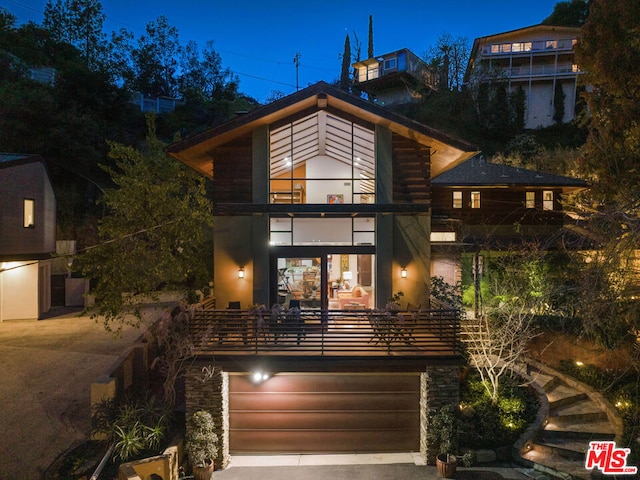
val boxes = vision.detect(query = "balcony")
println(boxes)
[477,63,582,81]
[481,38,577,57]
[190,307,461,358]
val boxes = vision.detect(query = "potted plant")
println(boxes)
[185,410,219,480]
[427,404,459,478]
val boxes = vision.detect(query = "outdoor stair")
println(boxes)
[516,361,622,479]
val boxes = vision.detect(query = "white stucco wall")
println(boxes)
[0,261,39,321]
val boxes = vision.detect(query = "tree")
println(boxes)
[553,82,566,125]
[339,34,351,91]
[76,115,213,332]
[543,0,591,27]
[423,32,470,91]
[466,251,545,403]
[132,15,181,97]
[178,39,238,103]
[43,0,107,69]
[567,0,640,349]
[367,15,374,58]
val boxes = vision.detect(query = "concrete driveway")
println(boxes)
[0,307,155,480]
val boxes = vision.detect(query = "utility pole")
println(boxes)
[293,53,301,91]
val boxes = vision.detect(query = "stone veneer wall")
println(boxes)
[420,365,460,464]
[185,362,229,470]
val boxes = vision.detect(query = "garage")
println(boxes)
[229,373,420,453]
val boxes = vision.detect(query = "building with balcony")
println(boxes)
[167,81,477,463]
[0,154,56,321]
[465,24,583,129]
[352,48,438,106]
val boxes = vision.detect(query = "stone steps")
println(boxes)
[516,362,622,480]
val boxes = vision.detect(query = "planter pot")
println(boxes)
[192,461,215,480]
[436,453,458,478]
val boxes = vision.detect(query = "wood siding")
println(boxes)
[211,133,252,204]
[432,187,565,226]
[392,134,431,204]
[229,374,420,453]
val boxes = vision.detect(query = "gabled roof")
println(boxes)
[432,156,588,191]
[0,153,45,169]
[167,81,478,178]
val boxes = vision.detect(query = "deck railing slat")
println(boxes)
[189,308,461,357]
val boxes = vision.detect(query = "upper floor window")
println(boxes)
[23,198,34,228]
[452,191,462,209]
[471,191,481,209]
[269,111,375,205]
[383,58,397,70]
[525,191,535,209]
[543,191,554,210]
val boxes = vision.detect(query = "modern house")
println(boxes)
[167,81,478,464]
[464,24,583,129]
[0,154,56,321]
[352,48,438,105]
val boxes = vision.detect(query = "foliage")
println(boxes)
[185,410,219,468]
[543,0,591,27]
[385,291,404,310]
[430,276,463,310]
[91,394,171,462]
[553,82,566,125]
[459,371,539,449]
[43,0,107,69]
[339,34,351,91]
[75,115,213,332]
[427,404,459,455]
[422,32,470,91]
[147,303,196,407]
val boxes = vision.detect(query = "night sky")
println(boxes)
[3,0,561,102]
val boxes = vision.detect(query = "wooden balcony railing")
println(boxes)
[190,308,461,357]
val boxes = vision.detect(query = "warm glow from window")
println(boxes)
[453,191,462,209]
[430,232,456,242]
[471,191,481,209]
[526,191,535,209]
[23,199,34,227]
[543,190,554,210]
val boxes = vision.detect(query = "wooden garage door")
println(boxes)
[229,373,420,453]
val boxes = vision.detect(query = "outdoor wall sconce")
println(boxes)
[401,267,407,278]
[252,370,269,384]
[238,266,245,279]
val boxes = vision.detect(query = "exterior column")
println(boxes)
[185,363,229,470]
[420,365,460,464]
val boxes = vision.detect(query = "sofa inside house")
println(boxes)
[336,285,370,309]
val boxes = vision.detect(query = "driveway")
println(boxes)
[0,307,157,480]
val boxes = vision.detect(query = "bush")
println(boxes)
[91,394,172,462]
[459,370,538,449]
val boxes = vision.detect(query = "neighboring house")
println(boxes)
[465,24,583,129]
[430,156,588,289]
[0,154,56,321]
[352,48,438,105]
[167,81,477,464]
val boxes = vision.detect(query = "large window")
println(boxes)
[543,191,554,210]
[270,216,375,246]
[269,111,375,205]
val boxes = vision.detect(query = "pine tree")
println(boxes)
[367,15,373,58]
[339,34,351,91]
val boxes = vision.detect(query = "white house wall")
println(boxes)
[0,261,39,321]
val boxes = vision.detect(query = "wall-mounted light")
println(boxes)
[252,370,269,384]
[401,267,407,278]
[238,266,245,279]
